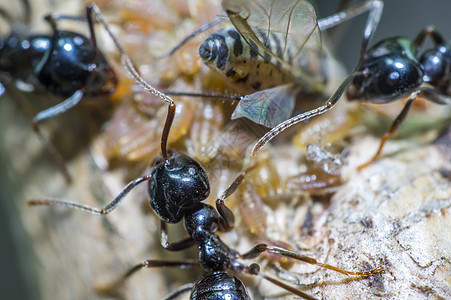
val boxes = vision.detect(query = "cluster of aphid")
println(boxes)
[2,0,450,298]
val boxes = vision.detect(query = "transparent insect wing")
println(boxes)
[231,84,297,127]
[222,0,321,79]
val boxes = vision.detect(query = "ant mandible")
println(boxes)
[29,4,384,299]
[0,0,117,183]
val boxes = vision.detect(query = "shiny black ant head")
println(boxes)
[184,203,219,239]
[419,45,451,93]
[347,37,424,102]
[0,33,50,77]
[34,30,117,98]
[148,151,211,223]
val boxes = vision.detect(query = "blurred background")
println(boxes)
[317,0,451,71]
[0,0,450,298]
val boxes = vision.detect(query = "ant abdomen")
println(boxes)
[148,151,210,223]
[190,272,250,300]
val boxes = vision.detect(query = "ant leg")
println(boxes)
[31,91,84,178]
[215,159,263,231]
[32,90,84,124]
[240,244,384,276]
[7,86,73,184]
[251,72,358,156]
[163,16,224,57]
[414,25,445,47]
[420,86,451,105]
[318,0,383,34]
[86,4,174,105]
[30,90,84,183]
[20,0,31,25]
[358,90,419,170]
[317,0,383,59]
[163,283,195,300]
[317,0,383,71]
[160,220,196,251]
[0,0,33,25]
[27,175,152,215]
[355,0,383,60]
[43,13,86,33]
[244,263,316,300]
[0,7,13,23]
[32,122,72,184]
[96,260,198,295]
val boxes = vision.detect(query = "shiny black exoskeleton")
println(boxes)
[347,37,424,102]
[0,17,117,111]
[0,30,50,82]
[148,151,210,223]
[347,31,451,104]
[34,30,116,98]
[149,151,251,299]
[419,42,451,97]
[0,2,117,183]
[0,28,115,98]
[0,0,117,101]
[190,272,248,300]
[345,26,451,168]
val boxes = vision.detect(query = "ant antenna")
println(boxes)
[164,91,241,101]
[28,175,153,214]
[251,72,358,156]
[86,4,176,162]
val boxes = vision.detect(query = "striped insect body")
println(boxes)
[199,0,327,128]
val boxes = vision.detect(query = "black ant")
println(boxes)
[28,4,383,299]
[0,0,117,183]
[252,3,450,170]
